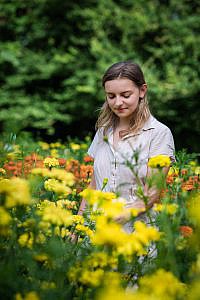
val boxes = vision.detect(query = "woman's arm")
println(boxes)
[77,173,96,215]
[144,165,170,208]
[132,165,170,210]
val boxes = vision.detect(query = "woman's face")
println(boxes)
[104,78,147,123]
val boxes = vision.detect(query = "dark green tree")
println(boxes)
[0,0,199,151]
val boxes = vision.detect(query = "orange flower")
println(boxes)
[179,225,193,237]
[83,155,94,163]
[181,176,200,191]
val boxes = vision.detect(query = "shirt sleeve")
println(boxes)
[87,129,102,158]
[149,127,175,161]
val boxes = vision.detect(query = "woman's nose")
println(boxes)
[115,96,123,106]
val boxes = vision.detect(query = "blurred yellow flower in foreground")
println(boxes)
[153,203,178,215]
[15,291,40,300]
[0,207,11,226]
[80,188,116,206]
[189,193,200,225]
[18,232,34,248]
[0,178,31,208]
[97,269,185,300]
[148,155,171,168]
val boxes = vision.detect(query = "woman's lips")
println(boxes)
[117,108,127,112]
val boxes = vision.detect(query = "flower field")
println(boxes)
[0,135,200,300]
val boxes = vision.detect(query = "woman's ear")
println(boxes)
[139,84,147,99]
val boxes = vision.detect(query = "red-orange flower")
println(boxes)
[83,155,94,163]
[179,225,193,237]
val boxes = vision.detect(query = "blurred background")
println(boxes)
[0,0,199,152]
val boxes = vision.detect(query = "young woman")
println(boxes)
[78,61,175,226]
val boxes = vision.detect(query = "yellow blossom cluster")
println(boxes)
[75,224,94,238]
[148,155,171,168]
[56,199,77,210]
[92,217,160,256]
[15,291,40,300]
[68,253,118,287]
[18,232,34,248]
[189,193,200,225]
[97,268,185,300]
[0,206,12,236]
[153,203,178,215]
[32,167,74,195]
[43,157,59,168]
[0,177,31,208]
[37,201,73,227]
[44,178,71,195]
[80,188,117,206]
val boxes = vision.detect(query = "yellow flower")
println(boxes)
[72,214,84,224]
[80,188,116,206]
[34,253,49,262]
[49,168,74,186]
[189,193,200,225]
[18,232,34,248]
[194,166,200,175]
[80,269,104,287]
[70,143,81,151]
[0,168,6,175]
[50,149,59,158]
[134,221,161,244]
[39,205,73,227]
[38,141,50,150]
[153,203,178,215]
[31,168,51,177]
[75,224,93,237]
[50,142,62,148]
[139,269,186,299]
[168,166,179,176]
[43,157,59,168]
[24,291,40,300]
[0,207,11,226]
[148,155,171,168]
[44,179,71,195]
[0,178,31,208]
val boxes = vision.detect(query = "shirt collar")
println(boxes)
[122,115,155,139]
[106,115,155,142]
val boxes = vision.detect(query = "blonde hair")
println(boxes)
[96,61,151,136]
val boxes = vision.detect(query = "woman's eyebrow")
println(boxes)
[106,90,132,94]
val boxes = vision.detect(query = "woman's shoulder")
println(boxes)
[148,115,172,134]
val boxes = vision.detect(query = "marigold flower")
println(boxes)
[0,177,31,208]
[18,232,33,248]
[179,225,193,237]
[0,207,11,226]
[44,179,72,195]
[70,143,81,151]
[153,203,178,215]
[148,155,171,168]
[43,157,59,168]
[83,155,94,163]
[139,268,186,298]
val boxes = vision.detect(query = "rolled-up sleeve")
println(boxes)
[149,127,175,161]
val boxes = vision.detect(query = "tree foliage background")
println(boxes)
[0,0,199,152]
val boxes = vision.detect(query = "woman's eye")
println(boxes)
[123,94,131,98]
[108,95,115,99]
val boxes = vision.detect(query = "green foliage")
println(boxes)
[0,0,199,151]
